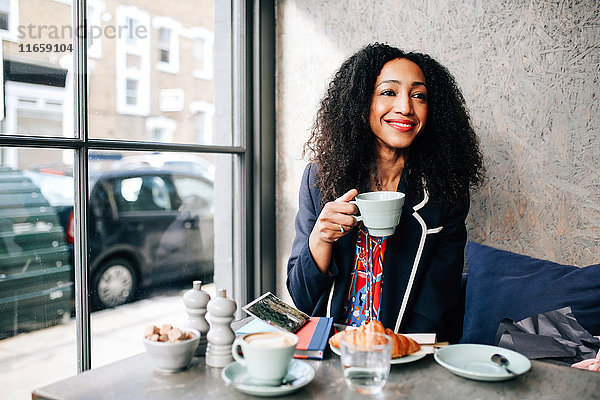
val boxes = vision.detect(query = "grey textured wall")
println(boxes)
[276,0,600,297]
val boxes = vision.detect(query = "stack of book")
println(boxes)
[237,292,333,360]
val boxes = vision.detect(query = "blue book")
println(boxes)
[293,316,334,360]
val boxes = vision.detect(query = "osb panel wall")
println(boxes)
[275,0,599,296]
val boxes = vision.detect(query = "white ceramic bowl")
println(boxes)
[143,328,200,373]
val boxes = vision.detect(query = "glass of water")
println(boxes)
[340,331,392,394]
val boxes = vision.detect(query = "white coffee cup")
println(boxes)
[231,331,299,386]
[350,191,405,237]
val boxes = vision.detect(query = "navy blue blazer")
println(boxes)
[286,163,468,342]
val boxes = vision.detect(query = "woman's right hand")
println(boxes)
[309,189,358,273]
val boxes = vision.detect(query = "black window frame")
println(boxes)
[0,0,275,373]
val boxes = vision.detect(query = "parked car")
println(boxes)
[27,168,215,310]
[0,167,73,338]
[85,169,214,309]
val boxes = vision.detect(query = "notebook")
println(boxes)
[293,316,334,360]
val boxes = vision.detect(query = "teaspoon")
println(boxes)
[491,353,516,375]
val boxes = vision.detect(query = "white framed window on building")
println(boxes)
[2,81,67,169]
[153,16,180,74]
[115,5,150,116]
[125,78,138,105]
[190,28,213,80]
[145,116,176,143]
[87,0,105,59]
[158,27,170,62]
[3,81,65,137]
[125,17,138,45]
[190,100,214,145]
[0,0,18,41]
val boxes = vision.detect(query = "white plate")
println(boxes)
[329,343,428,364]
[434,344,531,382]
[221,359,314,397]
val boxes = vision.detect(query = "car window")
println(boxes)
[148,177,171,210]
[120,177,143,202]
[171,176,213,213]
[115,176,173,211]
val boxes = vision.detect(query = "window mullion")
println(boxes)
[73,0,91,373]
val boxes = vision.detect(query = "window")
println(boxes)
[153,16,180,74]
[125,17,138,45]
[191,28,213,80]
[125,79,138,106]
[87,0,105,59]
[0,1,277,397]
[4,82,66,137]
[0,0,18,40]
[158,27,170,63]
[145,116,176,142]
[195,112,207,143]
[116,176,171,211]
[190,101,214,145]
[115,6,150,116]
[0,10,8,31]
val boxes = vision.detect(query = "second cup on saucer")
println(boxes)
[231,331,299,386]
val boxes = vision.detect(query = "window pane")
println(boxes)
[88,0,226,145]
[0,12,8,31]
[125,79,138,106]
[88,150,225,368]
[159,27,170,44]
[1,1,73,138]
[126,18,138,45]
[0,147,76,398]
[159,49,170,63]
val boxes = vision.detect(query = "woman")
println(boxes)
[286,43,484,342]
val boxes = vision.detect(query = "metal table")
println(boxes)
[33,346,599,399]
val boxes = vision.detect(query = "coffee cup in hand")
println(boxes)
[350,191,405,237]
[231,331,299,386]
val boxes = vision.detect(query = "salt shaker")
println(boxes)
[205,289,237,368]
[182,280,211,356]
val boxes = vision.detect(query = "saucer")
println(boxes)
[434,344,531,381]
[329,344,428,364]
[221,359,315,397]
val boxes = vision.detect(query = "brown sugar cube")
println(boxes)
[150,334,160,341]
[144,325,159,338]
[167,328,186,342]
[159,334,169,342]
[159,324,173,335]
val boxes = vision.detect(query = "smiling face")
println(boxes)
[369,58,428,154]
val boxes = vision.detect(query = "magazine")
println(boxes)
[242,292,310,333]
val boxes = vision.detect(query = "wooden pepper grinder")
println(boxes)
[205,289,237,367]
[183,280,211,356]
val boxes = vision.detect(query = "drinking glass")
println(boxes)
[340,331,392,394]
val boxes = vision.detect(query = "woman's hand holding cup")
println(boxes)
[313,189,359,243]
[309,189,358,274]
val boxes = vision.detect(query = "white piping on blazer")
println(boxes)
[325,189,444,331]
[393,189,443,333]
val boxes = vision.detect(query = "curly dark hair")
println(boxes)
[303,43,485,207]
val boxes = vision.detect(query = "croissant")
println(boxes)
[328,320,421,358]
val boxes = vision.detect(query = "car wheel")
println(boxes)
[92,258,137,309]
